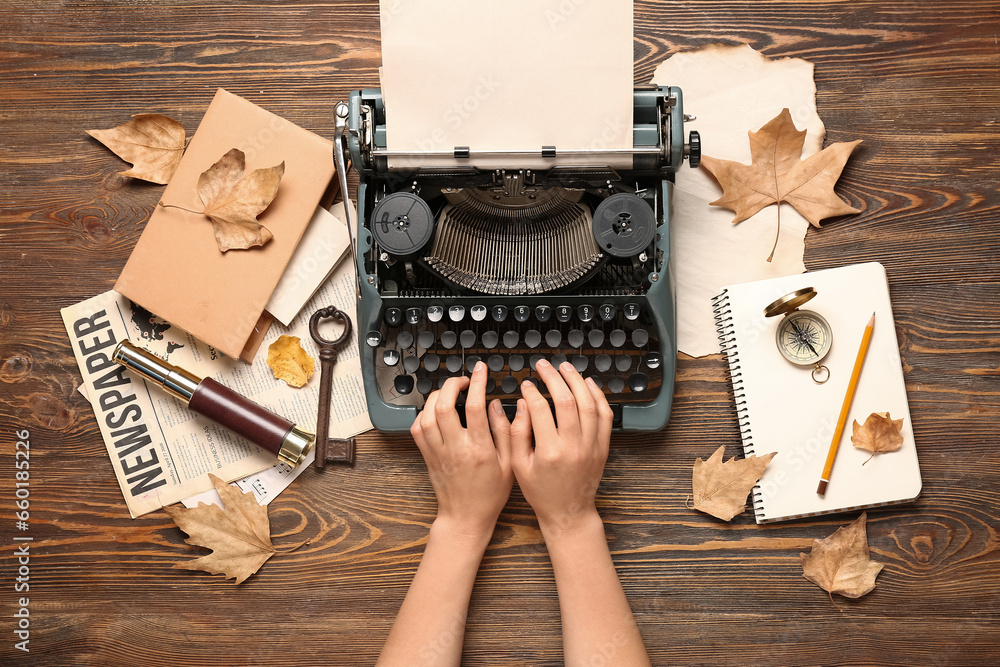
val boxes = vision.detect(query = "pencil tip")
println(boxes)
[868,312,876,326]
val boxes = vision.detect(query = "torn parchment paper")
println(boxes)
[653,44,826,357]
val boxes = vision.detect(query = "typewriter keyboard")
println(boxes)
[365,299,664,408]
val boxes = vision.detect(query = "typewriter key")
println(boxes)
[615,355,632,372]
[384,307,403,327]
[632,328,650,347]
[403,356,421,373]
[426,305,445,323]
[394,375,414,395]
[595,354,612,372]
[423,354,441,372]
[629,373,648,393]
[417,330,435,349]
[371,192,434,256]
[440,331,457,349]
[592,193,656,258]
[482,330,499,349]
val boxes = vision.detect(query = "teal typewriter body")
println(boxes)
[338,86,699,432]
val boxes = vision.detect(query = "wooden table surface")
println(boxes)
[2,1,998,665]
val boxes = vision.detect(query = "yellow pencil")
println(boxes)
[817,312,876,496]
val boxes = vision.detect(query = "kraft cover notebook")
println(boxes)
[116,89,335,360]
[713,262,921,523]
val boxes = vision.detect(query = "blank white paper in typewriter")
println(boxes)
[378,0,635,170]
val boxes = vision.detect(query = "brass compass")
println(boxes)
[764,287,833,384]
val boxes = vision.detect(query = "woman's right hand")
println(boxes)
[509,359,614,533]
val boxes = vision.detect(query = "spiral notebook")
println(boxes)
[713,262,921,523]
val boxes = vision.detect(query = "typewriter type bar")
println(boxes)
[339,86,700,433]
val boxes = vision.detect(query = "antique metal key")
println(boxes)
[309,306,356,469]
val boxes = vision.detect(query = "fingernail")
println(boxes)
[491,399,504,415]
[517,399,526,414]
[560,361,574,372]
[585,376,597,388]
[536,358,550,369]
[474,360,485,373]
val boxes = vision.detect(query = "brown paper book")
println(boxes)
[116,89,335,361]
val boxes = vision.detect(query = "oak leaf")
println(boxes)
[800,513,883,605]
[87,114,186,184]
[691,445,776,521]
[700,108,862,261]
[196,148,285,252]
[852,412,904,464]
[164,473,275,583]
[266,334,315,387]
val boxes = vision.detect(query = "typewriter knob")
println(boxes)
[685,130,701,168]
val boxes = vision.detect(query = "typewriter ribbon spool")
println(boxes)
[592,192,657,258]
[371,191,435,256]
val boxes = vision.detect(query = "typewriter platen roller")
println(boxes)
[336,86,699,432]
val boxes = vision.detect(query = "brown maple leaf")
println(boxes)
[87,114,186,184]
[700,108,862,261]
[164,473,276,583]
[852,412,904,464]
[196,148,285,252]
[800,513,884,606]
[691,445,776,521]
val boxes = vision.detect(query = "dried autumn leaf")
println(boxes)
[800,512,884,604]
[164,473,275,583]
[197,148,285,252]
[852,412,904,464]
[691,445,776,521]
[266,334,315,387]
[87,114,186,184]
[700,108,862,261]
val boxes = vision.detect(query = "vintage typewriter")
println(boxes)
[332,85,699,431]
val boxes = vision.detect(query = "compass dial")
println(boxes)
[775,310,832,365]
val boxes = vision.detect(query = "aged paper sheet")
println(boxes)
[379,0,634,169]
[653,44,825,357]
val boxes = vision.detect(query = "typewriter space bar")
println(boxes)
[458,401,623,428]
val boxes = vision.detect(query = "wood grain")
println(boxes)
[1,1,999,665]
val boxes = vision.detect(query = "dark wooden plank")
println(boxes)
[1,0,999,665]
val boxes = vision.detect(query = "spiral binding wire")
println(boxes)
[712,289,766,519]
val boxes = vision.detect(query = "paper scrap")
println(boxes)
[653,44,825,357]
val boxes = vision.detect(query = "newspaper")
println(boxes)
[62,260,372,517]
